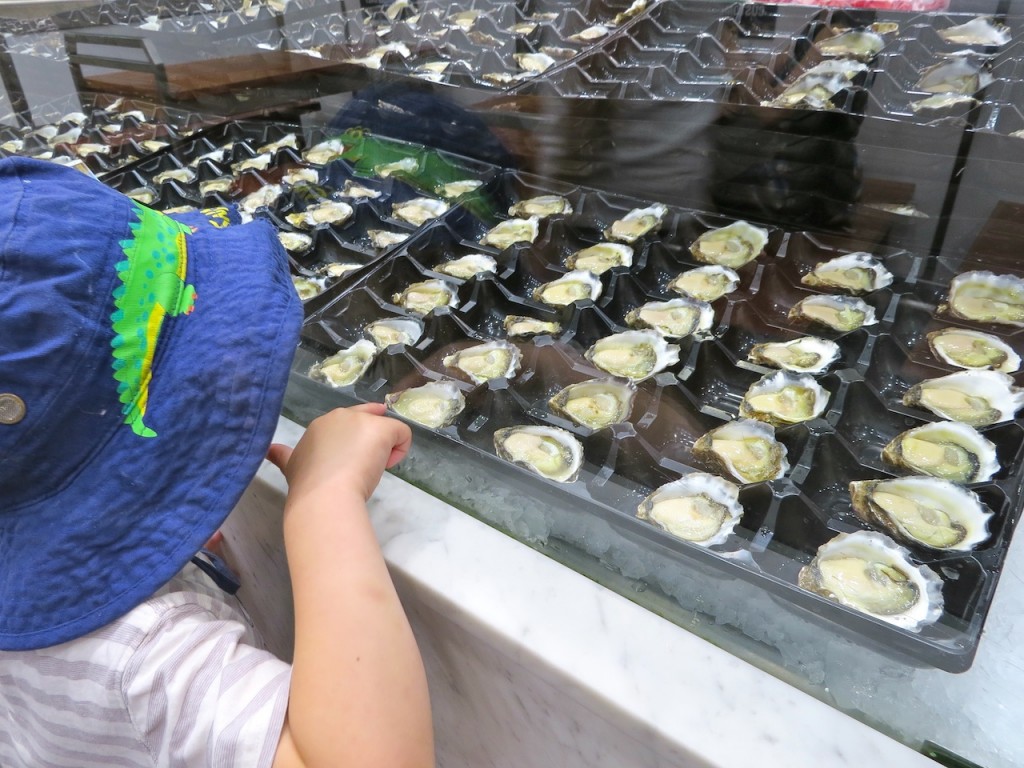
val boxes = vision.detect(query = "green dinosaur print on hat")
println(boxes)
[110,203,196,437]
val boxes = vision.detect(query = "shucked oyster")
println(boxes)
[817,29,886,61]
[504,315,561,338]
[882,421,998,484]
[480,217,540,249]
[508,195,573,218]
[668,265,740,302]
[625,297,714,339]
[309,340,377,388]
[937,17,1011,46]
[303,139,345,165]
[392,279,459,315]
[798,531,943,631]
[493,425,583,483]
[739,371,829,426]
[689,221,769,269]
[903,370,1024,427]
[565,243,633,274]
[443,340,522,384]
[533,270,602,306]
[604,204,667,243]
[789,295,877,332]
[801,252,893,294]
[285,200,354,228]
[636,473,743,547]
[692,418,789,484]
[585,330,680,381]
[941,271,1024,326]
[364,317,424,350]
[927,328,1020,373]
[392,197,449,226]
[748,336,840,374]
[548,378,636,430]
[435,253,497,280]
[850,477,992,551]
[386,381,465,429]
[916,57,990,94]
[437,179,483,199]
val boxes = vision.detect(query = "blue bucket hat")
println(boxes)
[0,157,302,650]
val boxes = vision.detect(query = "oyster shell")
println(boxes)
[624,297,714,339]
[365,317,424,350]
[375,156,419,178]
[548,378,636,430]
[911,94,979,112]
[668,265,740,302]
[564,243,633,274]
[125,188,156,204]
[916,57,990,94]
[321,262,362,278]
[258,133,298,154]
[309,340,377,387]
[569,24,610,43]
[292,276,326,301]
[850,477,992,551]
[480,217,540,249]
[798,531,943,630]
[515,52,556,73]
[937,17,1010,46]
[392,197,449,226]
[942,271,1024,326]
[386,381,466,429]
[817,29,885,60]
[789,295,877,332]
[533,270,602,306]
[903,370,1024,427]
[338,180,381,198]
[368,230,410,249]
[443,340,522,384]
[739,371,829,426]
[284,168,320,186]
[748,336,840,374]
[692,418,789,484]
[636,473,743,547]
[392,279,459,315]
[232,153,271,173]
[200,178,234,196]
[508,195,573,218]
[285,200,354,228]
[303,139,345,165]
[585,330,680,381]
[241,184,283,213]
[437,179,483,199]
[153,167,196,185]
[882,421,998,484]
[504,315,561,338]
[927,328,1020,373]
[604,204,667,243]
[435,253,497,280]
[493,425,583,483]
[277,231,313,252]
[690,221,769,269]
[801,252,893,294]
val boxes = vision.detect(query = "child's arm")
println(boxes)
[267,404,434,768]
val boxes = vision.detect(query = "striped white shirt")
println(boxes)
[0,562,290,768]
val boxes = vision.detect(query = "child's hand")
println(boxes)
[267,403,412,503]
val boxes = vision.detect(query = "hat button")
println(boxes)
[0,394,26,425]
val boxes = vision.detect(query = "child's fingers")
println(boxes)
[266,442,293,471]
[385,421,413,469]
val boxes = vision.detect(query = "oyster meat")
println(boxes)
[533,270,602,306]
[882,421,998,484]
[437,179,483,199]
[386,381,466,429]
[337,179,381,198]
[789,295,877,332]
[374,156,419,178]
[569,24,610,43]
[504,315,561,338]
[739,371,829,426]
[916,57,990,94]
[903,370,1024,427]
[285,200,354,228]
[515,52,556,73]
[392,197,449,226]
[443,340,522,384]
[153,167,196,185]
[689,221,769,269]
[604,204,667,243]
[692,418,789,484]
[292,276,326,301]
[125,188,156,204]
[927,328,1020,373]
[548,378,636,430]
[392,279,459,315]
[911,94,979,112]
[937,16,1011,46]
[200,178,234,196]
[284,168,320,186]
[748,336,840,374]
[277,231,313,252]
[668,265,740,302]
[942,271,1024,326]
[480,217,540,249]
[368,230,410,249]
[241,184,283,214]
[435,253,497,280]
[850,477,992,551]
[508,195,573,218]
[365,317,424,350]
[565,243,633,274]
[585,330,680,381]
[798,531,943,630]
[257,133,298,154]
[321,262,362,278]
[493,425,583,483]
[309,340,377,387]
[636,473,743,547]
[817,29,885,60]
[801,252,893,294]
[625,297,714,339]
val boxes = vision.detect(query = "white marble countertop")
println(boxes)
[225,417,938,768]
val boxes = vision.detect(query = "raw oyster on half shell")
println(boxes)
[565,243,633,274]
[798,531,943,631]
[365,317,424,350]
[927,328,1020,373]
[604,204,667,243]
[801,252,893,294]
[849,477,992,551]
[435,253,497,280]
[277,231,313,253]
[292,276,326,301]
[941,271,1024,326]
[437,179,483,199]
[480,217,540,249]
[902,370,1024,427]
[938,16,1011,46]
[392,197,449,226]
[585,330,680,381]
[689,221,769,269]
[533,270,602,306]
[504,315,561,338]
[309,340,377,388]
[692,418,789,484]
[668,265,740,302]
[739,371,830,425]
[636,473,743,547]
[386,380,466,429]
[548,378,636,430]
[817,29,886,60]
[789,295,877,332]
[508,195,573,218]
[916,56,990,94]
[443,340,522,384]
[747,336,840,374]
[285,200,354,228]
[882,421,998,484]
[493,425,583,483]
[625,297,714,338]
[392,279,459,315]
[302,139,345,165]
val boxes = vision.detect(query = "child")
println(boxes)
[0,157,434,768]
